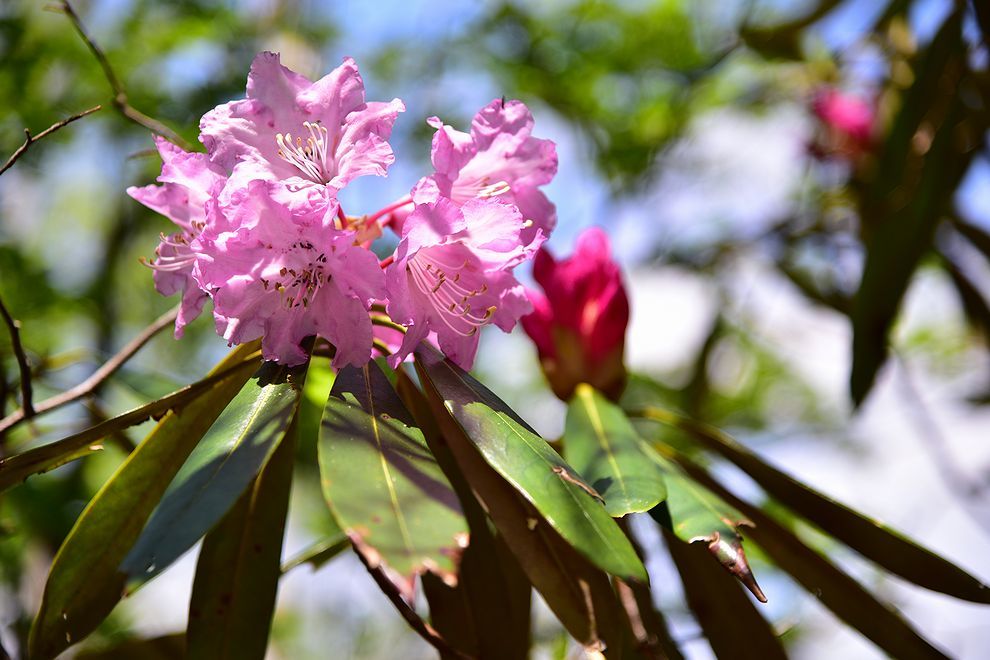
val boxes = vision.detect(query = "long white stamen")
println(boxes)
[276,122,334,184]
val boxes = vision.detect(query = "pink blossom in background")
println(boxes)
[196,180,385,367]
[200,52,404,201]
[811,87,875,158]
[408,99,557,246]
[385,197,540,369]
[126,136,227,337]
[521,227,629,401]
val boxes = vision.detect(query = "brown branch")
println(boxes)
[0,307,178,436]
[52,1,194,151]
[352,542,469,659]
[0,105,102,177]
[0,296,34,419]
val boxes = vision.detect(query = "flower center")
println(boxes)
[407,253,496,337]
[260,240,331,309]
[453,176,511,203]
[276,121,335,184]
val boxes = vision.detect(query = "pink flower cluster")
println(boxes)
[129,52,557,369]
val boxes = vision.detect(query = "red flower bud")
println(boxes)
[810,87,876,161]
[521,227,629,401]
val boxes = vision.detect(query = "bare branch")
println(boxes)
[0,295,34,419]
[0,105,102,177]
[0,307,178,436]
[53,1,194,151]
[352,540,469,659]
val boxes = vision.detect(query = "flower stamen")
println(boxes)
[276,121,334,184]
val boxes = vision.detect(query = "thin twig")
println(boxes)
[0,296,34,418]
[0,307,178,436]
[0,105,102,177]
[52,1,194,150]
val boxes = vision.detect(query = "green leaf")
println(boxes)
[564,383,667,516]
[120,361,305,582]
[414,346,647,583]
[414,355,631,651]
[669,451,950,660]
[662,528,786,660]
[851,10,969,404]
[187,415,296,660]
[396,369,532,660]
[318,361,468,597]
[0,351,261,494]
[281,531,349,575]
[26,343,259,660]
[636,405,990,604]
[649,451,766,603]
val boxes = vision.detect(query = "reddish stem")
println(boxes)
[379,255,395,269]
[366,196,413,227]
[337,204,347,226]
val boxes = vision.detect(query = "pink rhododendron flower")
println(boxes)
[409,99,557,246]
[811,88,875,159]
[384,197,540,369]
[521,227,629,401]
[200,52,404,199]
[126,136,227,337]
[196,180,385,367]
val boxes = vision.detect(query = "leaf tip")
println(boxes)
[707,532,767,603]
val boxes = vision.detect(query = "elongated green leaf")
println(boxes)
[635,405,990,603]
[120,361,304,582]
[396,369,532,660]
[282,531,349,575]
[564,384,666,517]
[319,362,468,598]
[415,347,647,583]
[851,10,968,404]
[662,528,786,660]
[414,358,630,652]
[187,416,296,660]
[26,343,259,660]
[668,450,950,660]
[652,456,766,603]
[0,351,262,494]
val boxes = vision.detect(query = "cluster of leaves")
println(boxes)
[2,334,988,658]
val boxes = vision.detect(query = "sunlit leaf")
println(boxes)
[187,417,296,660]
[414,346,647,583]
[395,369,532,659]
[120,361,305,582]
[26,343,259,660]
[318,361,468,598]
[661,528,786,660]
[414,354,631,651]
[668,450,950,659]
[652,462,765,603]
[563,383,667,517]
[636,404,990,604]
[0,351,262,493]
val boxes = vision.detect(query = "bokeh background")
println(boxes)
[2,0,990,657]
